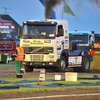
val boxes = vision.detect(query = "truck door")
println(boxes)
[56,25,64,57]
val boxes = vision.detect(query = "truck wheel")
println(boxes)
[57,56,66,72]
[24,65,34,72]
[73,54,90,72]
[81,54,90,72]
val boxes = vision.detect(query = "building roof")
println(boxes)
[0,14,21,34]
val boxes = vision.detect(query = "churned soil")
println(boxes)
[0,64,100,78]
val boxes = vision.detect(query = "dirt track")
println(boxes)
[1,88,100,100]
[0,65,100,78]
[0,64,100,99]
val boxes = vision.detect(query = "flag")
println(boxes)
[64,1,75,16]
[20,65,26,75]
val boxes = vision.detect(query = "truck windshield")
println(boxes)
[95,34,100,43]
[22,25,56,39]
[69,35,88,44]
[0,33,16,40]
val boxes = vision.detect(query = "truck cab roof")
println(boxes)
[69,31,91,35]
[23,19,68,26]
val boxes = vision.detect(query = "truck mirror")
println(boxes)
[59,29,63,36]
[18,28,21,38]
[91,31,95,34]
[89,35,91,40]
[56,31,59,37]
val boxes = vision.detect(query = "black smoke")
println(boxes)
[88,0,100,8]
[44,0,63,18]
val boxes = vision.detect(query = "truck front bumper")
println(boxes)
[23,61,59,67]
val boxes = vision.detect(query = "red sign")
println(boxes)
[20,65,26,75]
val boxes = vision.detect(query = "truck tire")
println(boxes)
[73,54,90,72]
[81,54,90,72]
[57,56,66,72]
[24,65,34,72]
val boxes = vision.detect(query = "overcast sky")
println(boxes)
[0,0,100,33]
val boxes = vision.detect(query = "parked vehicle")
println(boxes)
[0,18,16,62]
[90,34,100,55]
[69,30,94,61]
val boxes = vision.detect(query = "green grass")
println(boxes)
[90,55,100,70]
[0,76,56,81]
[0,85,100,94]
[0,75,99,81]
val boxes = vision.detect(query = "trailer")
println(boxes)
[18,19,90,72]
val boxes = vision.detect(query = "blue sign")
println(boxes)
[3,29,12,32]
[44,40,51,43]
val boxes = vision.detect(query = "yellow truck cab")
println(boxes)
[19,19,90,72]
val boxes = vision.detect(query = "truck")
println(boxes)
[90,34,100,55]
[69,30,94,47]
[0,18,16,62]
[69,30,94,61]
[18,19,91,72]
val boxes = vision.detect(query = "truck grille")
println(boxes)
[30,55,44,61]
[0,41,13,50]
[23,47,53,54]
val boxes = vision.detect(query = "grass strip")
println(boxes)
[0,85,100,94]
[1,75,100,81]
[0,79,100,86]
